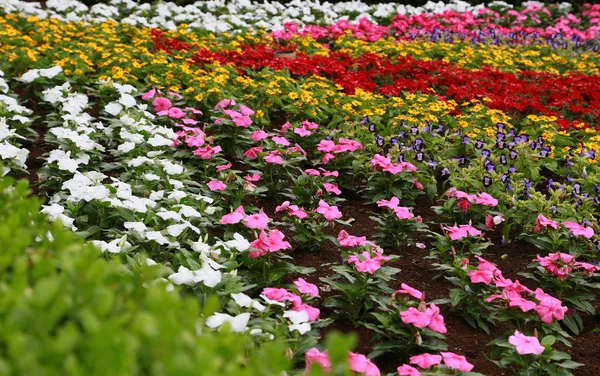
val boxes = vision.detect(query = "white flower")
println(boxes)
[192,239,210,253]
[124,221,147,234]
[166,223,188,237]
[205,313,250,333]
[231,293,266,312]
[156,210,182,221]
[148,134,173,147]
[159,160,184,175]
[284,310,311,334]
[168,266,197,285]
[143,173,160,181]
[178,205,201,218]
[39,66,63,78]
[225,233,251,252]
[146,231,170,245]
[105,102,123,116]
[119,94,136,108]
[117,142,135,153]
[18,69,40,83]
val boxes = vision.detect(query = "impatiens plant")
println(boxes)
[321,242,399,325]
[490,330,583,375]
[519,252,600,334]
[365,284,448,359]
[371,196,427,248]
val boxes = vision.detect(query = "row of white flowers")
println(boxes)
[0,0,557,33]
[0,69,34,175]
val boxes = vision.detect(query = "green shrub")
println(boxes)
[0,177,293,376]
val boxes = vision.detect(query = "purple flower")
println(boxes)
[475,140,484,149]
[482,149,491,158]
[368,123,376,132]
[483,176,492,187]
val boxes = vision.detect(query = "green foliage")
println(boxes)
[0,177,292,376]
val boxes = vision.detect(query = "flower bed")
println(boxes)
[1,1,600,375]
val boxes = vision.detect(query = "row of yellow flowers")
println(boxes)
[0,14,597,158]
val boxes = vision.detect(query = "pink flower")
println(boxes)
[167,90,183,99]
[305,348,331,374]
[239,105,254,116]
[424,304,447,334]
[485,215,504,229]
[229,112,252,127]
[280,121,291,134]
[264,152,285,165]
[534,289,568,323]
[216,162,232,172]
[394,207,414,220]
[442,223,482,240]
[294,278,319,297]
[397,364,421,376]
[400,307,431,328]
[348,352,381,376]
[468,269,494,285]
[322,153,335,164]
[186,134,205,148]
[244,173,261,182]
[244,147,263,159]
[337,230,367,247]
[316,200,342,221]
[394,283,423,300]
[440,352,474,372]
[244,210,269,229]
[533,213,559,233]
[157,107,186,119]
[261,287,301,306]
[142,87,157,100]
[473,192,498,206]
[272,136,290,146]
[152,97,172,112]
[193,145,222,159]
[317,140,336,153]
[185,106,202,115]
[348,251,390,274]
[250,229,291,257]
[214,99,235,111]
[409,353,442,369]
[323,183,341,195]
[509,331,545,356]
[251,130,269,141]
[293,304,320,321]
[181,118,199,125]
[413,178,424,190]
[562,221,594,239]
[294,127,312,137]
[377,197,400,210]
[302,120,319,130]
[207,180,226,191]
[305,169,321,176]
[220,206,246,225]
[319,169,339,177]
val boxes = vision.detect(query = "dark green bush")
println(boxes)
[0,177,292,376]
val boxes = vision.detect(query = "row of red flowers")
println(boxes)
[152,30,600,131]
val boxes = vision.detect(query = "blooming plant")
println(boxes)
[490,330,582,375]
[321,242,399,325]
